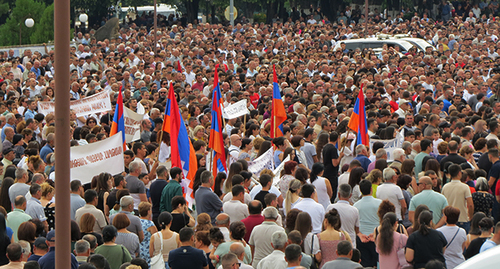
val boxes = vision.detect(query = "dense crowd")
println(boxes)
[3,2,500,269]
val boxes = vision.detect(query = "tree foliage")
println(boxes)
[30,3,54,44]
[0,0,45,46]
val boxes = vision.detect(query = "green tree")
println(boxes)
[0,0,45,46]
[30,3,54,44]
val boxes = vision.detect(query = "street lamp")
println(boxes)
[19,17,35,45]
[79,13,88,34]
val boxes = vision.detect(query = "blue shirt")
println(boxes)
[1,123,15,142]
[195,186,222,225]
[30,66,41,79]
[168,246,208,269]
[24,109,36,120]
[40,144,54,163]
[442,99,452,113]
[353,195,382,235]
[354,154,371,172]
[39,247,79,269]
[479,239,498,253]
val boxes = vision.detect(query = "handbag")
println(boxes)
[150,232,166,269]
[397,233,412,269]
[309,234,319,269]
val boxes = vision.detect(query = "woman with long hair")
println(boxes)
[464,212,487,249]
[213,172,226,199]
[295,212,322,265]
[0,214,10,266]
[401,159,418,195]
[291,135,309,172]
[285,209,301,233]
[376,212,408,269]
[194,231,216,269]
[405,211,447,268]
[318,209,350,268]
[407,204,430,235]
[279,161,298,198]
[464,217,494,259]
[396,175,413,228]
[284,180,302,216]
[310,163,332,209]
[256,141,272,159]
[149,212,181,268]
[94,172,113,217]
[170,196,195,233]
[316,133,329,163]
[0,177,14,212]
[348,167,364,204]
[224,162,243,194]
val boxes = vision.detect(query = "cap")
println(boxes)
[2,147,13,155]
[439,121,451,128]
[12,134,23,145]
[399,99,409,105]
[46,230,56,242]
[34,237,48,248]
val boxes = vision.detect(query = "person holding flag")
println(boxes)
[109,87,126,151]
[270,64,288,168]
[208,65,227,178]
[163,83,198,207]
[347,85,370,147]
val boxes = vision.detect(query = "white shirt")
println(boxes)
[437,225,467,269]
[292,198,325,233]
[312,176,331,210]
[256,250,287,269]
[326,200,360,248]
[376,183,405,220]
[223,200,249,222]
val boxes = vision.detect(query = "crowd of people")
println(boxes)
[2,2,500,269]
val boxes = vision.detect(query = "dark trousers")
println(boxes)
[325,175,338,203]
[356,236,378,268]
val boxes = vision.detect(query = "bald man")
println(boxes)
[215,213,231,242]
[228,134,241,159]
[408,176,448,228]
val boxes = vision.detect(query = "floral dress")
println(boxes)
[140,218,155,264]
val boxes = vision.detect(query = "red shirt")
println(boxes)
[249,93,259,108]
[241,214,265,242]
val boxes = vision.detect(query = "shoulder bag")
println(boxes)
[150,231,166,269]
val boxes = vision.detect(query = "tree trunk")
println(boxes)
[186,0,200,23]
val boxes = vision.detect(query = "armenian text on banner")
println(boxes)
[38,90,112,117]
[123,107,144,143]
[70,131,124,184]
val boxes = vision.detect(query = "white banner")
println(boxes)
[248,148,274,177]
[222,99,250,119]
[273,155,290,187]
[369,136,403,162]
[38,90,112,117]
[70,132,124,184]
[123,107,144,143]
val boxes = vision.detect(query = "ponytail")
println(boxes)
[285,180,301,215]
[378,212,397,255]
[418,211,433,236]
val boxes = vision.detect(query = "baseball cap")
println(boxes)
[46,230,56,242]
[34,237,48,248]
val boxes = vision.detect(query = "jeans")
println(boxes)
[457,221,470,234]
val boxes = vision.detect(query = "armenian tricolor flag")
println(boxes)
[347,85,369,146]
[109,88,126,150]
[270,65,287,138]
[208,66,227,178]
[163,83,198,205]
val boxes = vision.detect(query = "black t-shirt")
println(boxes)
[478,153,492,178]
[150,179,169,218]
[322,143,339,181]
[464,237,489,259]
[254,190,269,207]
[170,213,190,233]
[439,153,467,171]
[406,229,447,269]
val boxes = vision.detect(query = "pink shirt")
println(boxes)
[376,231,408,269]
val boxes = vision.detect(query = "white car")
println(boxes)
[333,38,415,54]
[455,245,500,269]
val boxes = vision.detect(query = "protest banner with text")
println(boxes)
[70,132,124,184]
[38,91,112,117]
[123,107,144,143]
